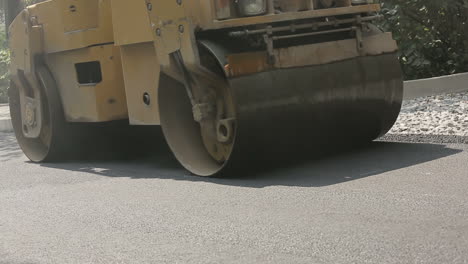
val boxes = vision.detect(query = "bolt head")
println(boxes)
[143,92,151,106]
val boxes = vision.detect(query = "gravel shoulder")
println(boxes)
[380,91,468,144]
[389,92,468,137]
[380,133,468,144]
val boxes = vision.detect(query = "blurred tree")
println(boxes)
[0,0,20,103]
[0,30,8,103]
[380,0,468,80]
[4,0,23,29]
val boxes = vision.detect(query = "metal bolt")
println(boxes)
[155,28,161,36]
[143,92,151,106]
[146,3,152,11]
[176,0,182,5]
[30,16,38,26]
[178,25,184,33]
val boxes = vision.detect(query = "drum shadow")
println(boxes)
[37,140,463,188]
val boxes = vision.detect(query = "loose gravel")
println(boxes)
[381,92,468,144]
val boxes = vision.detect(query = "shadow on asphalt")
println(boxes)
[0,132,24,162]
[32,140,462,188]
[1,131,462,187]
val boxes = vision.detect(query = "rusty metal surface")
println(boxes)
[206,4,381,30]
[226,52,273,78]
[224,32,398,78]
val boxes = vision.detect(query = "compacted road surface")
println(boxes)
[1,131,468,264]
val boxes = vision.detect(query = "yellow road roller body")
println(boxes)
[8,0,403,176]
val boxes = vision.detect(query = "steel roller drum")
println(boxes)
[159,53,404,177]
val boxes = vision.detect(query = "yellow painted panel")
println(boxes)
[60,0,99,32]
[110,0,153,46]
[46,44,128,122]
[120,43,160,125]
[144,0,199,67]
[28,0,114,54]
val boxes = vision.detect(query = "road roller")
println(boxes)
[8,0,403,176]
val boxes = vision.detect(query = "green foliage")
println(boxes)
[380,0,468,80]
[0,29,9,104]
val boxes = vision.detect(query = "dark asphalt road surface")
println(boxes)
[1,132,467,263]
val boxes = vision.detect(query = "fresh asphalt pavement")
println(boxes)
[1,132,467,264]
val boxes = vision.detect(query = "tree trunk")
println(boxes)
[4,0,23,30]
[465,7,468,71]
